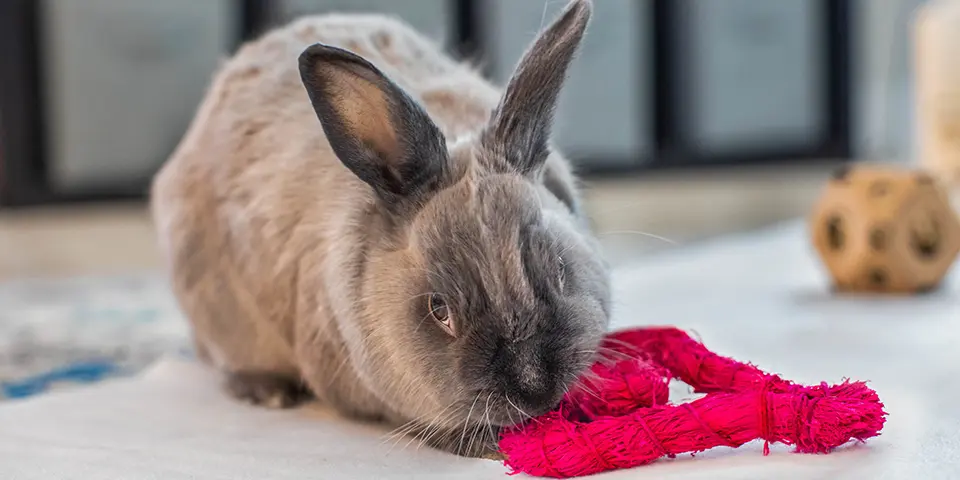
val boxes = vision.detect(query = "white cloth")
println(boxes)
[2,221,958,479]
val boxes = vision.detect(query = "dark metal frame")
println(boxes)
[640,0,854,175]
[0,0,853,207]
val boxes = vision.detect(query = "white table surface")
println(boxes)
[2,220,958,479]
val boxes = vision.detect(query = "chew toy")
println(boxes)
[498,327,887,478]
[809,163,960,294]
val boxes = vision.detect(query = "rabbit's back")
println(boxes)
[189,14,500,171]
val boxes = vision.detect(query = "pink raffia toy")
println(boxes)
[498,327,887,478]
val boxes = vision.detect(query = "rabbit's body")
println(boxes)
[152,1,608,457]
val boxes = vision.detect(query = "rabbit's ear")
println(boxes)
[299,43,448,208]
[483,0,591,176]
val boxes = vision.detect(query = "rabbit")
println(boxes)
[150,0,610,458]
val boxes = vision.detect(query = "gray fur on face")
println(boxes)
[416,175,610,415]
[355,164,609,456]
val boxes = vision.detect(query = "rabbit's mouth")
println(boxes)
[455,389,561,429]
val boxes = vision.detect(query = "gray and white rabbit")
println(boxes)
[150,0,610,458]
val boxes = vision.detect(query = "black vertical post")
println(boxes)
[824,0,853,159]
[240,0,272,41]
[651,0,678,164]
[453,0,481,61]
[648,0,852,169]
[0,0,49,206]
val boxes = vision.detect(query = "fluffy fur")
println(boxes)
[150,0,610,458]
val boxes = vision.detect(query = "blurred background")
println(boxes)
[0,0,923,278]
[0,1,951,394]
[0,0,935,276]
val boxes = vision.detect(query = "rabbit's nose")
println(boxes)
[493,345,563,415]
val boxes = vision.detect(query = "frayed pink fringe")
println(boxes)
[498,327,887,478]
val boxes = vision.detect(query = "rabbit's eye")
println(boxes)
[428,294,455,337]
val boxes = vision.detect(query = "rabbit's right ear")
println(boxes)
[299,44,448,211]
[482,0,591,176]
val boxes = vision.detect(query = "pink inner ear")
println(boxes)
[498,327,888,479]
[319,67,401,166]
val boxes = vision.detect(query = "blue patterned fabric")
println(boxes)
[1,361,120,399]
[0,273,190,400]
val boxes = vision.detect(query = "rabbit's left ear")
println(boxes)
[482,0,592,176]
[299,43,449,209]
